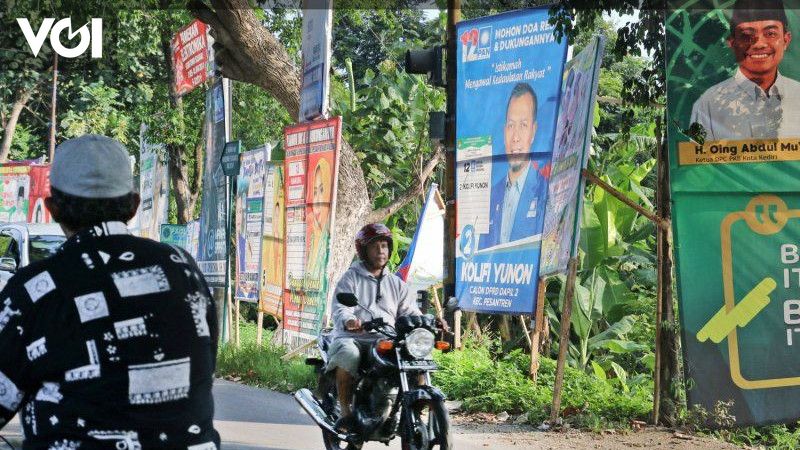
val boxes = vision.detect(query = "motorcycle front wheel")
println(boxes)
[400,400,452,450]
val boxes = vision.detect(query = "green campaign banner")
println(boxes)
[667,0,800,425]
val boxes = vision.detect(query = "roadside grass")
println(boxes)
[217,321,651,429]
[216,321,317,393]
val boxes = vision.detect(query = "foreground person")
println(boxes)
[0,135,220,449]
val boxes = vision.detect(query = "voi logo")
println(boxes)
[16,18,102,58]
[460,26,491,62]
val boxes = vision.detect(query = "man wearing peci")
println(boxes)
[479,82,548,250]
[691,0,800,141]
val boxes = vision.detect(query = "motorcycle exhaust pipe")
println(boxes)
[293,388,349,441]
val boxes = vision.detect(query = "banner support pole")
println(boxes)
[582,169,669,231]
[550,257,578,423]
[530,276,547,381]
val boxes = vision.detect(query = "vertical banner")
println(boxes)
[186,220,201,261]
[300,0,333,122]
[0,163,31,223]
[397,184,446,294]
[454,8,567,314]
[235,148,267,302]
[540,36,605,275]
[171,19,210,97]
[27,164,51,223]
[260,163,285,317]
[137,126,169,240]
[283,117,341,347]
[160,224,189,250]
[198,79,230,286]
[667,0,800,426]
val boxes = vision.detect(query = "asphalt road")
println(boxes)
[1,379,493,450]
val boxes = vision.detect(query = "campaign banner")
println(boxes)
[235,148,267,302]
[171,19,209,97]
[397,184,445,294]
[198,79,230,286]
[283,117,341,344]
[540,36,605,276]
[260,163,285,317]
[455,8,567,314]
[137,127,169,241]
[667,0,800,426]
[186,220,200,261]
[160,224,189,250]
[0,163,31,223]
[27,165,51,223]
[300,0,333,122]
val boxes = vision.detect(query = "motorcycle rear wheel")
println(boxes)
[401,400,452,450]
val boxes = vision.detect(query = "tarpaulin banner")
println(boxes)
[27,165,51,223]
[397,184,445,294]
[259,163,285,317]
[667,0,800,425]
[455,7,567,314]
[160,224,189,250]
[198,78,230,286]
[235,148,267,302]
[136,126,169,241]
[540,35,605,276]
[171,19,210,97]
[186,220,200,261]
[300,0,333,122]
[0,163,31,223]
[283,117,341,347]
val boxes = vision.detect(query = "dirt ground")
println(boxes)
[452,415,745,450]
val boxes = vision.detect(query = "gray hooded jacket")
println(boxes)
[331,261,421,339]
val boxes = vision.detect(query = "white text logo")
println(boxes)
[16,18,102,58]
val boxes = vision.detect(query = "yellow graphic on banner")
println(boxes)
[715,195,800,389]
[678,139,800,166]
[697,277,775,344]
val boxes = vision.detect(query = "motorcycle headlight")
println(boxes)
[405,328,435,359]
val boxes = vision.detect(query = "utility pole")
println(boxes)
[444,0,460,334]
[48,54,58,161]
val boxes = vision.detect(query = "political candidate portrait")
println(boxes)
[691,0,800,141]
[479,82,548,250]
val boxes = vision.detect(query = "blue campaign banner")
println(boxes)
[455,8,567,314]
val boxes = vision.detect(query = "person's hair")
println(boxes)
[506,82,538,122]
[730,0,788,32]
[48,187,138,231]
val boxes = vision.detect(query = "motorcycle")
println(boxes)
[294,292,452,450]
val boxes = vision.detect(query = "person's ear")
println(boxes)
[785,31,792,49]
[128,193,141,220]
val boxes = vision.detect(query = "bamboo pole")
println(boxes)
[234,298,241,348]
[454,309,463,350]
[520,315,532,349]
[582,169,670,231]
[550,258,578,423]
[530,277,547,381]
[256,311,264,346]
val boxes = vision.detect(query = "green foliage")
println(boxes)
[432,343,651,428]
[216,322,317,393]
[60,81,131,144]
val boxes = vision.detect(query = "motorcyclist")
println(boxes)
[327,223,421,432]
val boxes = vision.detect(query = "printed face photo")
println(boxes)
[504,93,537,172]
[729,20,791,78]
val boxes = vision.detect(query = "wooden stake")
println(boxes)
[530,276,547,382]
[653,219,664,424]
[281,338,318,361]
[234,299,241,348]
[454,309,463,350]
[550,258,578,423]
[467,312,481,336]
[520,315,532,349]
[582,169,669,231]
[256,311,264,346]
[431,287,445,322]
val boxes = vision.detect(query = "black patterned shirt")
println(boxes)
[0,221,220,449]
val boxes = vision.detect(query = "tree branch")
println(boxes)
[367,145,443,224]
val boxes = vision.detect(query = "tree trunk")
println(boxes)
[159,14,196,224]
[655,115,681,426]
[0,88,34,163]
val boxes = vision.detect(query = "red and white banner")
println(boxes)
[171,19,210,97]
